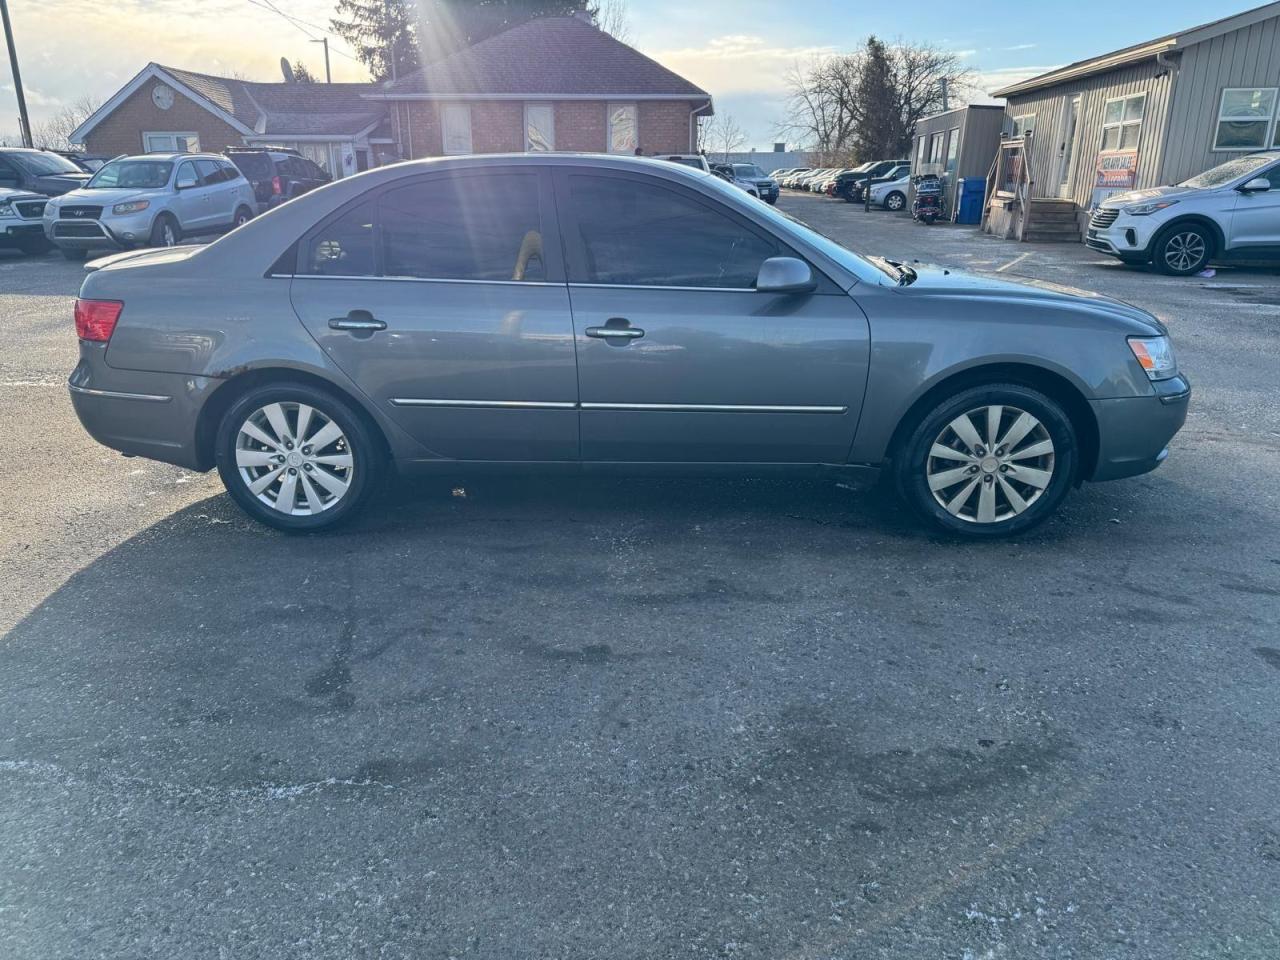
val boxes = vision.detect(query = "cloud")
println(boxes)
[649,34,839,96]
[969,65,1063,102]
[1004,43,1039,51]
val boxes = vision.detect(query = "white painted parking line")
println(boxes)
[995,252,1032,273]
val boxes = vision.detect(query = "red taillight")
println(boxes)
[75,298,123,342]
[271,175,282,195]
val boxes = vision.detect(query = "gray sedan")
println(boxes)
[67,154,1190,537]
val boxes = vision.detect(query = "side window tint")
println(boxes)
[565,174,778,288]
[379,173,545,282]
[194,158,221,184]
[304,199,377,277]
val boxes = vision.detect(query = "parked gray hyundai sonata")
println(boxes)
[68,154,1190,537]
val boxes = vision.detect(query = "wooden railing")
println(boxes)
[982,132,1036,240]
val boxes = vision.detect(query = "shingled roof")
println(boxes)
[161,66,385,136]
[376,16,710,99]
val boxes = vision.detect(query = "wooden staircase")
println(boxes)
[1023,199,1082,242]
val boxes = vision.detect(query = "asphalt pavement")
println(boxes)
[1,198,1278,960]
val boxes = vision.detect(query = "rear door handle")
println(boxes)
[329,311,386,332]
[585,319,644,340]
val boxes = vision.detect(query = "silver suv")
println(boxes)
[1086,152,1280,275]
[43,153,256,261]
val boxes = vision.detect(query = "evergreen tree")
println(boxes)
[331,0,421,82]
[851,36,898,163]
[292,60,317,83]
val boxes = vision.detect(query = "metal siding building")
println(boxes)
[913,105,1006,212]
[993,2,1280,230]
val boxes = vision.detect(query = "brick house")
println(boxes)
[69,15,711,175]
[370,14,713,157]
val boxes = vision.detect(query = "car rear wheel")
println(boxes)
[150,214,181,248]
[233,205,253,228]
[896,384,1078,538]
[1154,224,1212,276]
[215,383,384,532]
[884,191,906,211]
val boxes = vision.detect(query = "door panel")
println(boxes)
[288,169,578,461]
[570,286,869,462]
[554,168,868,464]
[174,161,208,230]
[1229,165,1280,248]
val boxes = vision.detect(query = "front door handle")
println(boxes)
[329,310,386,332]
[585,318,644,341]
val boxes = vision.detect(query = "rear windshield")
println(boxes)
[229,153,273,178]
[88,160,174,189]
[733,164,766,178]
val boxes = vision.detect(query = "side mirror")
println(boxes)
[1240,177,1271,193]
[175,174,197,190]
[756,256,817,294]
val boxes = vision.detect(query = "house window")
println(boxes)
[1012,115,1035,138]
[525,103,555,152]
[442,104,473,155]
[916,135,927,168]
[143,132,199,153]
[607,103,637,154]
[945,127,960,175]
[928,132,946,165]
[1213,87,1279,151]
[1100,94,1145,151]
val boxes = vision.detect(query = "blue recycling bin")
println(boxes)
[955,177,987,224]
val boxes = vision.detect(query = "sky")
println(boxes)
[0,0,1264,149]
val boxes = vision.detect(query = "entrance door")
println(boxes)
[289,168,579,462]
[1056,96,1081,198]
[554,169,869,464]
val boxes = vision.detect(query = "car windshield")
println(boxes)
[733,164,765,178]
[1180,155,1274,189]
[88,160,174,189]
[10,151,83,176]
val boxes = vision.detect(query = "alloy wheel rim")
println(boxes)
[888,194,904,210]
[926,404,1055,524]
[1165,232,1205,271]
[235,402,354,515]
[162,224,176,246]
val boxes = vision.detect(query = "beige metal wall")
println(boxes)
[1163,16,1280,183]
[913,106,1005,210]
[1004,59,1175,209]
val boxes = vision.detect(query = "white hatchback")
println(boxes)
[1085,152,1280,275]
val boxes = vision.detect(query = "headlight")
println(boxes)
[1123,199,1178,216]
[0,202,11,218]
[112,200,150,215]
[1128,336,1178,380]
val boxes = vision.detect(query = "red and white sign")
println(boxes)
[1096,150,1139,189]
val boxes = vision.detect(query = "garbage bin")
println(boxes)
[955,177,987,224]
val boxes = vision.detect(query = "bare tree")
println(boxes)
[699,113,747,161]
[30,95,102,151]
[774,53,863,161]
[592,0,630,43]
[887,40,974,155]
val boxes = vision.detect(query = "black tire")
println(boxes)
[215,382,386,533]
[895,383,1079,539]
[884,191,906,212]
[60,247,87,261]
[1153,223,1212,276]
[149,213,181,248]
[232,205,253,229]
[17,236,52,256]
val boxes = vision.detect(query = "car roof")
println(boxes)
[117,153,225,162]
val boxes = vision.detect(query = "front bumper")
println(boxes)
[0,221,46,245]
[1083,214,1161,261]
[46,210,155,251]
[1089,374,1191,481]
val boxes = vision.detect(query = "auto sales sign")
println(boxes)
[1096,150,1139,189]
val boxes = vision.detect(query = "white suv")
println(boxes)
[1086,152,1280,275]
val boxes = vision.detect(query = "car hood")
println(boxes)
[50,188,153,207]
[890,263,1165,334]
[35,173,91,194]
[1100,184,1198,208]
[0,187,46,203]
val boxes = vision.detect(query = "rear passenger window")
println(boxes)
[195,159,222,184]
[303,199,376,277]
[564,174,778,288]
[378,174,545,282]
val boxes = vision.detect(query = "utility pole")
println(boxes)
[311,37,331,83]
[941,77,950,112]
[0,0,32,147]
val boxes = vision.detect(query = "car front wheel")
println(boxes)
[1154,224,1212,276]
[896,384,1078,538]
[149,214,181,248]
[215,383,384,532]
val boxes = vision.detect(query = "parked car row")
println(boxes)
[777,160,915,208]
[0,145,332,259]
[710,163,780,204]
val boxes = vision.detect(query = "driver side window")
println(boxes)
[564,174,779,289]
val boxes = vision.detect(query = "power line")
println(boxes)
[244,0,363,64]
